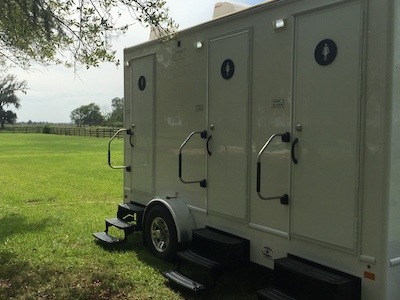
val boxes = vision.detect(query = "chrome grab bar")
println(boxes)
[256,132,290,205]
[108,128,131,172]
[179,130,207,188]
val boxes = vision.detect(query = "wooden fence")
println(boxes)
[0,126,124,138]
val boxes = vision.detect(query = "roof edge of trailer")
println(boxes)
[123,0,286,53]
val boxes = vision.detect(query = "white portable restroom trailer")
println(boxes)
[96,0,400,298]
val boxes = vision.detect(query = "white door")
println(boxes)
[207,30,251,220]
[291,3,362,250]
[129,54,155,196]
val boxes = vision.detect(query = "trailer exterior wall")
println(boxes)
[122,0,400,298]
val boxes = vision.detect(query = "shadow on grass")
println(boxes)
[0,248,145,300]
[0,214,139,299]
[94,232,273,300]
[0,213,55,243]
[93,231,177,274]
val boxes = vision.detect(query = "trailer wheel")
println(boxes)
[144,205,178,261]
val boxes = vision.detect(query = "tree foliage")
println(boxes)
[106,97,123,126]
[0,0,177,69]
[0,74,27,128]
[70,102,104,126]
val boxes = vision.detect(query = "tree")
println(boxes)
[0,0,177,70]
[0,75,27,128]
[106,97,124,126]
[70,103,104,126]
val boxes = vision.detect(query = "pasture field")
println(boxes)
[0,134,270,299]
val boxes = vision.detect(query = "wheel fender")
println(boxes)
[144,198,195,243]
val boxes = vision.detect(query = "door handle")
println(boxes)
[206,135,212,156]
[291,138,299,164]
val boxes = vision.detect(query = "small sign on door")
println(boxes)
[314,39,337,66]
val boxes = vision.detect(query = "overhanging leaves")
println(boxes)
[0,0,177,69]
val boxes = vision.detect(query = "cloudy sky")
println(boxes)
[13,0,264,123]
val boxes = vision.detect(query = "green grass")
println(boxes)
[0,134,271,299]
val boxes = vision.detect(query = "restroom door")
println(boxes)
[207,30,251,220]
[291,3,362,250]
[129,54,155,196]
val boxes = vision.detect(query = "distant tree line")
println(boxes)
[0,72,124,128]
[70,97,123,127]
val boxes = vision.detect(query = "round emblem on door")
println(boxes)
[221,59,235,80]
[138,76,146,91]
[314,39,337,66]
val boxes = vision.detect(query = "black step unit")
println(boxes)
[191,226,250,265]
[106,217,136,236]
[163,227,250,293]
[272,255,361,300]
[258,286,297,300]
[177,249,221,270]
[162,270,206,292]
[106,217,134,230]
[93,202,145,245]
[93,217,134,244]
[117,202,145,230]
[93,231,122,244]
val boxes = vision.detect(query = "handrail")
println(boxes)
[256,132,290,205]
[179,130,207,188]
[108,128,131,172]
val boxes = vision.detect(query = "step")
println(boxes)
[274,256,361,300]
[162,270,206,292]
[177,249,221,270]
[191,227,250,264]
[117,202,145,227]
[118,202,145,215]
[106,218,134,230]
[93,231,124,244]
[258,287,297,300]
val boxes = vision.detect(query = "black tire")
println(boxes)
[144,205,178,261]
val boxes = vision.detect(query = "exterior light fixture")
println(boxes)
[272,18,286,30]
[194,41,203,49]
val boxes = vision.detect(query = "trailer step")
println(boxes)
[162,270,207,292]
[271,255,361,300]
[106,217,134,230]
[93,202,145,245]
[191,227,250,264]
[117,202,145,229]
[257,287,297,300]
[177,249,221,270]
[117,202,145,215]
[163,227,250,292]
[92,231,123,244]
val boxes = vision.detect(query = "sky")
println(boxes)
[13,0,265,123]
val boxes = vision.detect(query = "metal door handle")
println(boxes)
[129,130,134,148]
[291,138,299,164]
[206,135,212,156]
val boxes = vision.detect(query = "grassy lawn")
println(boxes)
[0,134,271,299]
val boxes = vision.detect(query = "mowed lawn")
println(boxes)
[0,133,271,300]
[0,133,182,300]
